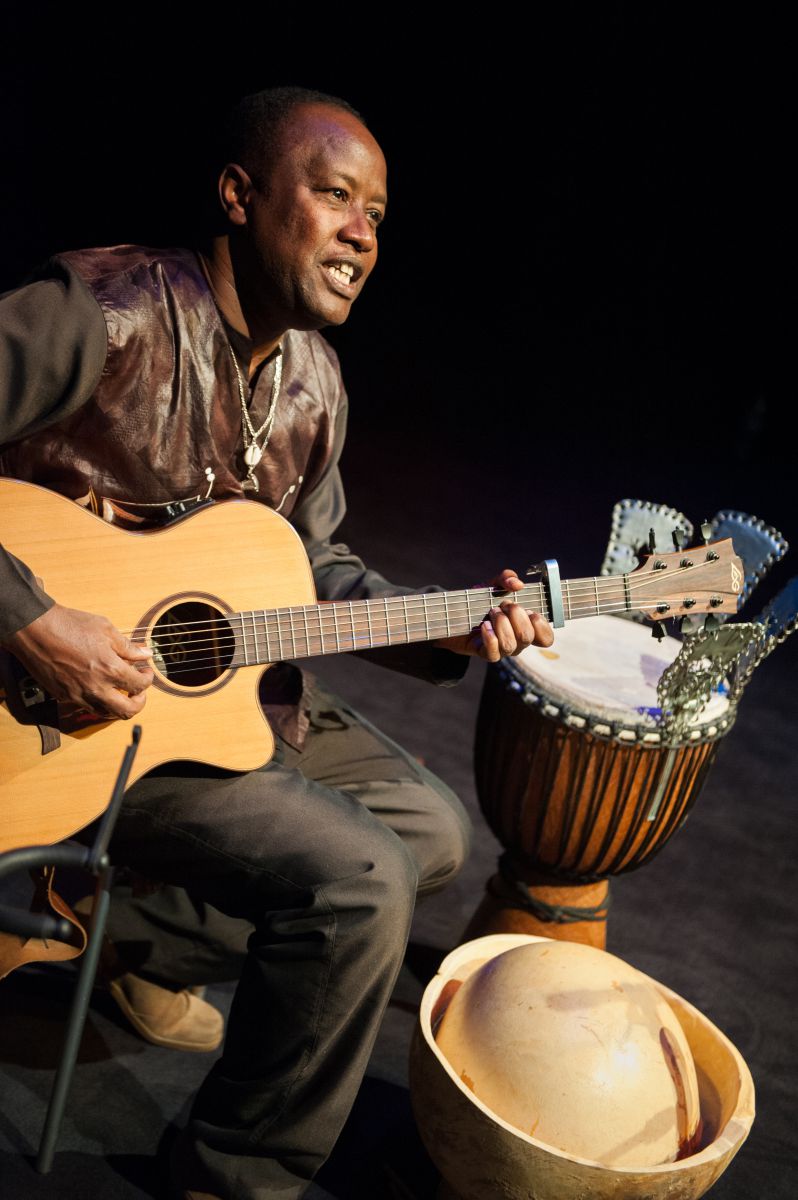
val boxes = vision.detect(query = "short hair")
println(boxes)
[225,86,366,188]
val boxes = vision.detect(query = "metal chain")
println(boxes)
[228,344,283,492]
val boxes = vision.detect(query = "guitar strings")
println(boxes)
[149,601,671,679]
[144,592,629,651]
[115,557,730,643]
[135,577,726,662]
[142,589,619,652]
[142,589,548,643]
[137,576,722,653]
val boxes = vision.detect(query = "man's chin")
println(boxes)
[298,296,354,331]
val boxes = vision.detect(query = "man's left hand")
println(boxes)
[436,569,554,661]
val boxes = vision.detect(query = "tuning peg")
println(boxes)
[672,526,686,550]
[701,519,713,544]
[648,528,657,554]
[651,620,667,641]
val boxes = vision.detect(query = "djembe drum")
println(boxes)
[467,614,734,948]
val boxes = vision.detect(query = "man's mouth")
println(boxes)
[324,261,360,289]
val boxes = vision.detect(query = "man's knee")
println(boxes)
[310,817,418,970]
[361,772,471,898]
[345,815,419,919]
[416,780,472,896]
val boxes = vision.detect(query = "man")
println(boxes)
[0,88,552,1199]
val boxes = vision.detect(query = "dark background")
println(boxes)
[1,5,793,572]
[1,7,795,1199]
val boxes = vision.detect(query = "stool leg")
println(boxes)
[36,865,114,1173]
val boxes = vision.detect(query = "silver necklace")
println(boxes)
[228,343,283,492]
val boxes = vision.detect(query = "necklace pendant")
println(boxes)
[244,443,263,468]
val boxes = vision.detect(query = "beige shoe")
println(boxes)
[108,970,224,1052]
[74,896,224,1052]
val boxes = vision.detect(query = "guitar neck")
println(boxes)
[232,575,631,666]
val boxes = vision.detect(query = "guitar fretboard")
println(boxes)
[230,576,632,666]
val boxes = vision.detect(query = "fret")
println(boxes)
[462,590,471,630]
[623,572,632,612]
[276,609,284,662]
[240,614,250,665]
[423,594,430,641]
[263,611,273,663]
[318,605,325,654]
[366,599,373,648]
[332,604,341,652]
[593,576,600,615]
[302,605,310,657]
[401,595,410,643]
[348,600,355,651]
[384,597,391,645]
[288,606,297,659]
[482,587,492,626]
[443,591,451,636]
[458,590,468,634]
[564,581,572,621]
[250,611,259,662]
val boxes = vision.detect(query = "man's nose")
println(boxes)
[339,207,375,252]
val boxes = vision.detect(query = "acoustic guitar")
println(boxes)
[0,478,743,852]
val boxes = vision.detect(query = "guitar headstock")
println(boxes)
[629,538,743,619]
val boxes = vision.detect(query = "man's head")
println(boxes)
[224,87,366,193]
[219,87,387,343]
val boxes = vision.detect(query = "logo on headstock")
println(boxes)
[731,562,743,594]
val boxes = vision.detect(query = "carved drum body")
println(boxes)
[471,616,733,945]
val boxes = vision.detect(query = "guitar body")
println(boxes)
[0,479,317,851]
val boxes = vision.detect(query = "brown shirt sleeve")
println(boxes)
[0,547,54,641]
[0,264,107,640]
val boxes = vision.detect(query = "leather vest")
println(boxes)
[0,246,343,522]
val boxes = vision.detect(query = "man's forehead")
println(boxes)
[276,104,387,187]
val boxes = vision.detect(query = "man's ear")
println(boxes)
[218,163,255,228]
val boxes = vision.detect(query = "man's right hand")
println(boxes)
[5,604,154,719]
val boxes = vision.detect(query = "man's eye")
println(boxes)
[329,187,347,201]
[367,210,384,227]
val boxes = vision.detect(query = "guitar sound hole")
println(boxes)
[151,602,234,687]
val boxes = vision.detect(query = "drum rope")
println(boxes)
[491,854,611,925]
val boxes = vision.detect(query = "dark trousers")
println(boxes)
[104,681,471,1199]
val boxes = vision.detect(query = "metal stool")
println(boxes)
[0,727,140,1173]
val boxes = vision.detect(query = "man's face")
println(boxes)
[238,103,387,335]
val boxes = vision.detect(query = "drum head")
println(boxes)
[511,615,729,729]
